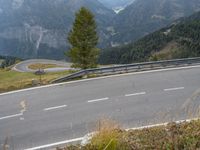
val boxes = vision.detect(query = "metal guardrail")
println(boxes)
[52,57,200,83]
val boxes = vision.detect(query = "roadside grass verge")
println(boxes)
[0,69,71,93]
[58,119,200,150]
[28,63,63,70]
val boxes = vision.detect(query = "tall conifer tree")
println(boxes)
[68,7,99,69]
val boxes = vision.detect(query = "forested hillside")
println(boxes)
[0,55,19,68]
[99,11,200,64]
[110,0,200,46]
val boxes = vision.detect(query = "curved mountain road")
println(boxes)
[12,59,74,73]
[1,65,200,149]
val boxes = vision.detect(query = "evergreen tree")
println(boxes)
[67,7,100,69]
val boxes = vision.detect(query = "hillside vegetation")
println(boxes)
[0,55,20,68]
[111,0,200,45]
[58,119,200,150]
[99,11,200,64]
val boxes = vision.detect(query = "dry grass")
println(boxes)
[59,119,200,150]
[28,63,62,70]
[88,118,124,150]
[126,120,200,150]
[0,69,71,93]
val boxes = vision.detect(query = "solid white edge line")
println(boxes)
[24,137,84,150]
[88,97,109,103]
[164,87,185,91]
[0,113,22,120]
[125,92,146,97]
[126,118,199,131]
[24,118,199,150]
[44,105,67,111]
[1,65,200,97]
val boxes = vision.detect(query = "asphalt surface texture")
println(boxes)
[13,59,73,73]
[1,65,200,149]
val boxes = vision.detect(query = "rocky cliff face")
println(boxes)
[0,0,115,59]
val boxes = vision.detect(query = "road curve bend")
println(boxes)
[12,59,73,73]
[1,65,200,149]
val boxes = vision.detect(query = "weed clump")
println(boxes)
[87,118,130,150]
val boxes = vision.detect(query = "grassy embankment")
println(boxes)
[0,63,115,93]
[28,63,63,70]
[0,69,71,93]
[58,119,200,150]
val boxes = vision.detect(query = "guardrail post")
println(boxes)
[101,69,103,74]
[150,64,153,68]
[125,66,128,73]
[82,70,88,79]
[162,62,166,67]
[188,59,191,65]
[138,65,141,70]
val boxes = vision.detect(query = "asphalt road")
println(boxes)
[1,65,200,150]
[13,59,73,73]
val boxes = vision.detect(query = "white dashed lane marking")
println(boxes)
[125,92,146,97]
[88,97,109,103]
[0,113,23,120]
[164,87,185,92]
[43,105,67,111]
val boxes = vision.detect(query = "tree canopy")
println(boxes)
[68,7,100,69]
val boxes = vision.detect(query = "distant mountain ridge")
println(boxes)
[98,0,134,12]
[0,0,114,59]
[110,0,200,46]
[1,0,200,60]
[99,11,200,64]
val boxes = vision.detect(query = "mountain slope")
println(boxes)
[99,11,200,64]
[110,0,200,46]
[98,0,134,12]
[1,0,200,60]
[0,0,115,59]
